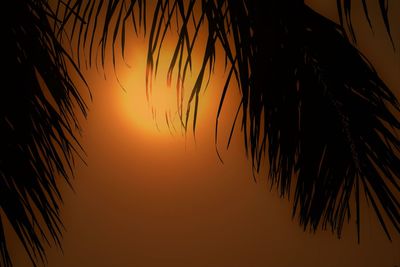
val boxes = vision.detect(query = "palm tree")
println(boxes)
[1,0,399,266]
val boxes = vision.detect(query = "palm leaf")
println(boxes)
[69,0,400,240]
[1,0,88,266]
[222,0,400,239]
[337,0,394,45]
[143,0,400,239]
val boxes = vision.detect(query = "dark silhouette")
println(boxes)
[1,0,399,266]
[1,1,88,266]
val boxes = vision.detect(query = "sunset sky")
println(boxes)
[6,1,400,266]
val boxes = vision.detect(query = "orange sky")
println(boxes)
[6,1,400,266]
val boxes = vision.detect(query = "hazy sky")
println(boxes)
[6,1,400,267]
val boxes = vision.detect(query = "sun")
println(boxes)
[119,40,211,138]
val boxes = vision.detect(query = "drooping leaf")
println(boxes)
[1,1,88,266]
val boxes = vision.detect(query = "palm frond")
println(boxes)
[337,0,394,45]
[142,0,400,239]
[224,0,400,239]
[63,0,146,69]
[1,0,88,266]
[69,0,400,240]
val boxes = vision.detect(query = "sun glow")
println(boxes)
[119,39,212,137]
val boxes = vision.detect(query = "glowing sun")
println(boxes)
[119,40,211,137]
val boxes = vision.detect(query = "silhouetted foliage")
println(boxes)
[2,0,399,266]
[1,1,88,266]
[338,0,394,45]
